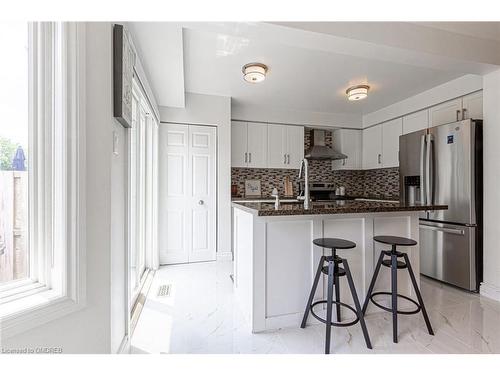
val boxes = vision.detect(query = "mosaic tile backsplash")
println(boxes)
[231,127,400,198]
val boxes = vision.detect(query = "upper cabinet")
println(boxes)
[429,98,462,127]
[381,118,403,168]
[267,124,304,169]
[430,91,483,127]
[461,91,483,120]
[332,129,362,170]
[231,121,268,168]
[362,118,402,170]
[362,124,382,170]
[402,109,429,135]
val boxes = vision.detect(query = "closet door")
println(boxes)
[160,124,189,264]
[188,125,217,263]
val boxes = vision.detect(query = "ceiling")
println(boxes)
[183,27,462,114]
[129,22,500,115]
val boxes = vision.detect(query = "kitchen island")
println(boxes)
[232,200,447,332]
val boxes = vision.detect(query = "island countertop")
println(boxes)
[232,200,447,216]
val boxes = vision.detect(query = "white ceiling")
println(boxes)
[128,22,500,115]
[416,22,500,42]
[183,27,462,114]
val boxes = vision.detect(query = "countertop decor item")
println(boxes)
[245,179,261,197]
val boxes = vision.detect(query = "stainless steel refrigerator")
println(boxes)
[399,119,482,291]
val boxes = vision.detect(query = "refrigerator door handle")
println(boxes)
[419,223,465,235]
[426,133,433,205]
[420,134,427,205]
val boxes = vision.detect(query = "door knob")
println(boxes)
[198,200,204,205]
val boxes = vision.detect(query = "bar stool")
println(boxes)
[362,235,434,343]
[301,238,372,354]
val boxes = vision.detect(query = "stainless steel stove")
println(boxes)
[299,181,355,202]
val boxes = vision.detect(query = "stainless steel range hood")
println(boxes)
[305,129,348,160]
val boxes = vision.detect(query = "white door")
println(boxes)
[188,125,217,263]
[231,121,247,167]
[286,125,304,169]
[362,125,382,169]
[382,118,402,168]
[429,98,462,127]
[403,109,429,135]
[246,122,268,168]
[267,124,287,168]
[462,91,483,120]
[160,124,216,265]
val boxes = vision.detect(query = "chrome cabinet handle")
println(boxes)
[198,200,204,205]
[462,108,467,120]
[244,152,248,163]
[287,154,290,164]
[249,152,252,163]
[377,154,381,164]
[284,154,286,164]
[342,158,346,166]
[456,109,461,122]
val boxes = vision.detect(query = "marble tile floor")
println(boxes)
[130,260,500,354]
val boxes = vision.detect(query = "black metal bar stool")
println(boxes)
[301,238,372,354]
[362,235,434,343]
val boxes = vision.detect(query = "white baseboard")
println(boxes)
[480,282,500,302]
[217,251,233,261]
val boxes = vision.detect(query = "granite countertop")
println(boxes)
[231,194,400,201]
[232,200,447,216]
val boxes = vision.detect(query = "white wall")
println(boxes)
[159,92,232,257]
[363,74,483,127]
[2,22,125,354]
[481,69,500,301]
[232,102,362,129]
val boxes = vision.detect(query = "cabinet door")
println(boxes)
[231,121,248,167]
[246,122,268,168]
[403,109,429,135]
[362,125,382,169]
[382,118,403,168]
[332,129,361,170]
[286,125,304,169]
[462,91,483,120]
[267,124,287,168]
[429,98,462,127]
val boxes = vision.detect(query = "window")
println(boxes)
[0,23,29,286]
[0,22,85,339]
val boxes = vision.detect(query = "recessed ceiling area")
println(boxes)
[183,27,462,114]
[128,22,500,115]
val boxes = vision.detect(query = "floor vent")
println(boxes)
[157,284,172,297]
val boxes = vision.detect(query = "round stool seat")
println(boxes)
[313,238,356,249]
[373,235,417,247]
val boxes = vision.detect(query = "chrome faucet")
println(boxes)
[297,158,310,209]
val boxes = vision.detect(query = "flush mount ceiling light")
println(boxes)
[346,85,370,101]
[242,63,267,83]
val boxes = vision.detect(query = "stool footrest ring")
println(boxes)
[309,300,360,327]
[369,292,421,315]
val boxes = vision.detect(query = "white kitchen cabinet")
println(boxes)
[429,98,462,127]
[332,129,362,170]
[381,118,403,168]
[462,91,483,120]
[287,125,305,169]
[231,121,248,167]
[231,121,268,168]
[267,123,304,169]
[362,125,382,170]
[403,109,429,135]
[247,122,268,168]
